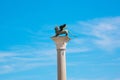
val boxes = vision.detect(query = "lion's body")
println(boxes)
[54,26,68,37]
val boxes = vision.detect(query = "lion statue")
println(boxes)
[54,24,68,37]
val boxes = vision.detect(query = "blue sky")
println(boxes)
[0,0,120,80]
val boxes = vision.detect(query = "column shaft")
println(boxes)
[57,49,66,80]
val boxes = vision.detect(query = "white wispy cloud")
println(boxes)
[67,48,90,53]
[68,17,120,52]
[114,78,120,80]
[0,46,56,74]
[68,77,120,80]
[67,61,120,67]
[0,65,13,74]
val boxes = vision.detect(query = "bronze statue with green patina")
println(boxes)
[54,24,68,37]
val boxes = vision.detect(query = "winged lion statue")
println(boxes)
[54,24,68,37]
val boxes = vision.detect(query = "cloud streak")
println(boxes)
[0,46,56,74]
[68,77,120,80]
[69,17,120,52]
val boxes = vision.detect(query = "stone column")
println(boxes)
[51,36,70,80]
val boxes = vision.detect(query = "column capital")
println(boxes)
[51,36,70,49]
